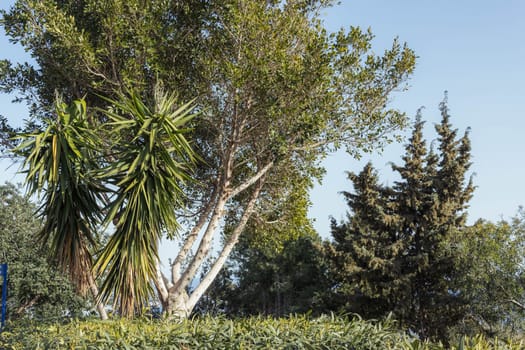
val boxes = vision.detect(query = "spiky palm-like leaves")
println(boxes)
[14,99,104,295]
[94,90,197,317]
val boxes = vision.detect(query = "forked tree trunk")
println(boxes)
[157,176,265,318]
[165,290,190,318]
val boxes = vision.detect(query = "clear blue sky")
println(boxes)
[1,1,524,239]
[310,0,525,235]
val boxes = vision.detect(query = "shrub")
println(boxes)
[1,315,522,349]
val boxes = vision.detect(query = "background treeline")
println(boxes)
[198,103,525,343]
[2,102,524,346]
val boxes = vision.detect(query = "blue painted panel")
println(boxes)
[0,264,7,331]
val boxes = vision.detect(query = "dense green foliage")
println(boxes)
[452,214,525,338]
[0,183,87,321]
[1,316,523,349]
[326,102,475,341]
[2,1,523,346]
[202,236,328,317]
[1,0,416,317]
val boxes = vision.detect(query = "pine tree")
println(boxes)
[391,103,473,340]
[327,99,474,342]
[390,113,438,328]
[434,96,474,229]
[404,97,475,340]
[328,163,406,319]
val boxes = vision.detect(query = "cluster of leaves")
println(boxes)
[0,183,88,321]
[0,314,469,350]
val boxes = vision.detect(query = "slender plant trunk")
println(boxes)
[88,273,108,320]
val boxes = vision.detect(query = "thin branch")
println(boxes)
[15,295,41,315]
[229,161,273,199]
[508,299,525,310]
[170,188,218,285]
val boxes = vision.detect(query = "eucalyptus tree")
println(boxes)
[2,0,416,317]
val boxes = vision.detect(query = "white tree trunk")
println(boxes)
[187,180,263,311]
[157,161,271,318]
[165,289,190,318]
[88,273,108,320]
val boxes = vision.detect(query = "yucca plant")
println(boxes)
[93,88,197,317]
[13,88,198,319]
[13,98,107,315]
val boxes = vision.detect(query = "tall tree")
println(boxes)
[327,163,406,319]
[391,105,473,340]
[14,99,108,319]
[2,0,416,317]
[92,90,197,317]
[328,101,474,341]
[14,91,198,318]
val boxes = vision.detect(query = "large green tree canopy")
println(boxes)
[1,0,416,317]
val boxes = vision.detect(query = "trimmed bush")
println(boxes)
[0,315,522,349]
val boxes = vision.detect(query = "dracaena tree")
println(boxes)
[93,90,197,317]
[14,90,198,318]
[14,99,108,319]
[2,0,416,318]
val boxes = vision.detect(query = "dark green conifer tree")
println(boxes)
[328,163,406,319]
[390,113,438,330]
[327,99,474,342]
[434,96,474,229]
[403,98,474,340]
[391,103,473,340]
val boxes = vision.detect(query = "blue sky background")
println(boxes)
[311,0,525,235]
[1,1,524,241]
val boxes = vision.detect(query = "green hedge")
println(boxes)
[0,315,522,349]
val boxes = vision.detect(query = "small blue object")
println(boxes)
[0,263,7,331]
